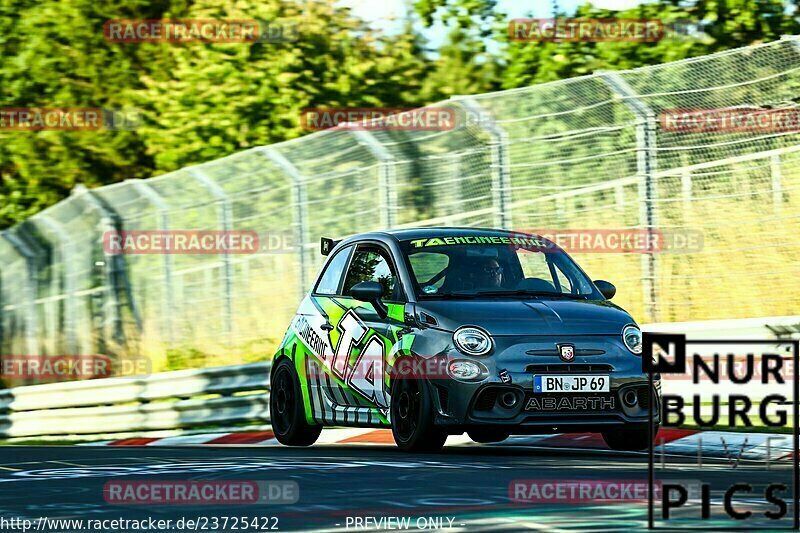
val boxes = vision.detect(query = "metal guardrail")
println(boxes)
[643,316,800,340]
[0,362,271,438]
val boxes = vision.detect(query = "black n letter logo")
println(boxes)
[643,332,686,374]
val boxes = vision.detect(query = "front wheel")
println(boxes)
[390,378,447,453]
[270,359,322,446]
[601,423,656,451]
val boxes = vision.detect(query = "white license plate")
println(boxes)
[533,375,610,393]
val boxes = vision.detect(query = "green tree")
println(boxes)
[0,0,434,227]
[502,0,800,89]
[413,0,502,99]
[0,0,158,226]
[2,0,799,228]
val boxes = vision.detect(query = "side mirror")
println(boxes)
[350,281,388,318]
[594,280,616,300]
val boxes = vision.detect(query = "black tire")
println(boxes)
[467,428,510,444]
[601,424,656,451]
[390,377,447,453]
[270,359,322,446]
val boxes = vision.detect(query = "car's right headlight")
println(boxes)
[453,326,492,356]
[622,324,643,355]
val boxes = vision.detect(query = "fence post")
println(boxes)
[350,129,397,229]
[71,185,125,346]
[778,37,798,211]
[448,152,463,225]
[615,184,626,213]
[38,215,80,354]
[259,147,310,299]
[452,97,512,230]
[771,154,783,213]
[681,170,693,212]
[187,167,234,343]
[1,231,40,356]
[599,71,659,323]
[128,179,173,344]
[781,34,800,50]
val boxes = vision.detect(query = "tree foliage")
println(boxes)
[502,0,799,88]
[0,0,797,228]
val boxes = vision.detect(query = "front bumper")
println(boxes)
[425,334,661,433]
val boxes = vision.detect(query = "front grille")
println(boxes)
[525,364,613,373]
[636,385,651,410]
[526,348,606,356]
[473,389,499,411]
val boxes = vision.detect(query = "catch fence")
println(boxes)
[2,36,800,374]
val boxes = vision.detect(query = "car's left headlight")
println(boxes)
[453,326,493,356]
[622,324,642,354]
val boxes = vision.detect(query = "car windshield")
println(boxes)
[400,234,600,300]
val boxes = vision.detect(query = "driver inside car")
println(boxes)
[469,257,504,290]
[481,257,504,289]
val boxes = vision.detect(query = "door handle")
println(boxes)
[321,323,334,331]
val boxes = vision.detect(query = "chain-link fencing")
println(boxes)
[2,36,800,376]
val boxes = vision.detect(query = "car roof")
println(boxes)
[374,227,533,241]
[331,227,558,255]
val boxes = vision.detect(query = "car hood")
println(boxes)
[415,299,635,336]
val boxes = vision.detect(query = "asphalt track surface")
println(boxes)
[0,443,795,532]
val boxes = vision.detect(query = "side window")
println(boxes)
[314,245,353,295]
[517,249,563,292]
[553,263,573,293]
[517,250,552,280]
[342,247,401,301]
[408,252,449,291]
[551,258,596,294]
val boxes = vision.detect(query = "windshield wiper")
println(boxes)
[452,289,589,299]
[418,291,479,299]
[419,290,590,300]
